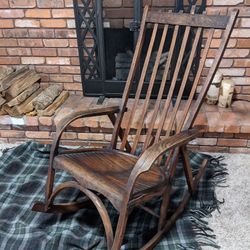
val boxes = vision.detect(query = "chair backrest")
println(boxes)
[110,5,238,155]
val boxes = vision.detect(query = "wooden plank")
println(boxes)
[33,85,63,111]
[6,82,40,107]
[15,88,43,115]
[0,67,14,81]
[37,91,69,116]
[4,69,40,98]
[0,66,29,92]
[147,11,229,29]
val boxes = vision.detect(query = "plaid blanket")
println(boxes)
[0,141,226,250]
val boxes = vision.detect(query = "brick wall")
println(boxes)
[0,0,249,95]
[0,0,250,152]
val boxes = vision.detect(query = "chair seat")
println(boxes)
[54,149,165,211]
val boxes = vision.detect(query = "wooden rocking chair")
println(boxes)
[33,6,238,250]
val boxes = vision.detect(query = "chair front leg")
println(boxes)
[111,206,129,250]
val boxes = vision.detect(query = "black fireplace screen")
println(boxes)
[73,0,206,98]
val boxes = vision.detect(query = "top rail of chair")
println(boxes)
[146,11,237,29]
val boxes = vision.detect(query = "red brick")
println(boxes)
[25,9,51,18]
[213,0,243,5]
[64,0,73,7]
[0,48,7,56]
[0,1,9,8]
[241,126,250,133]
[9,0,36,8]
[0,116,11,125]
[224,125,240,133]
[37,0,64,8]
[29,29,54,38]
[39,117,53,126]
[64,83,82,91]
[3,29,28,37]
[217,138,247,147]
[69,39,77,47]
[198,145,229,153]
[50,74,73,82]
[0,38,17,47]
[224,49,249,58]
[78,133,104,141]
[60,66,80,74]
[232,29,250,38]
[61,132,77,140]
[229,147,250,153]
[103,0,122,7]
[70,57,79,66]
[57,48,78,57]
[52,9,74,18]
[32,48,57,56]
[15,19,40,28]
[40,19,66,28]
[21,57,45,64]
[234,59,250,67]
[104,8,133,18]
[0,130,25,138]
[0,10,24,18]
[7,48,31,56]
[237,39,250,48]
[23,116,39,126]
[0,19,14,28]
[26,131,50,139]
[35,65,59,73]
[18,38,43,47]
[43,39,68,47]
[55,29,76,38]
[0,57,21,65]
[46,57,70,65]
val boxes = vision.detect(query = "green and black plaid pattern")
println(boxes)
[0,142,225,249]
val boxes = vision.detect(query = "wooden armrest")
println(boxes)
[56,105,120,134]
[125,127,203,198]
[50,106,120,159]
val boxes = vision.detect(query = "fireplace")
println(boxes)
[73,0,206,99]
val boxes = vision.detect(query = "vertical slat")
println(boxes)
[110,6,149,149]
[130,24,169,154]
[177,28,214,132]
[164,26,203,137]
[143,24,180,150]
[154,24,192,143]
[120,23,159,150]
[184,10,239,130]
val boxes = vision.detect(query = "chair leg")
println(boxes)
[111,208,129,250]
[45,165,56,209]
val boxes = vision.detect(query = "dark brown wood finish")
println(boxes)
[32,6,239,250]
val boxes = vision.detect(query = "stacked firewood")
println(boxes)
[0,66,69,117]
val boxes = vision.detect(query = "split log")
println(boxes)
[16,88,43,115]
[0,67,14,81]
[3,88,42,116]
[0,108,7,115]
[0,66,28,92]
[37,91,69,116]
[3,69,40,99]
[6,82,40,107]
[33,85,63,111]
[0,95,6,107]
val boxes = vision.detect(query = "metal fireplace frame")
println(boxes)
[73,0,206,98]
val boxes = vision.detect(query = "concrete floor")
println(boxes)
[0,143,250,249]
